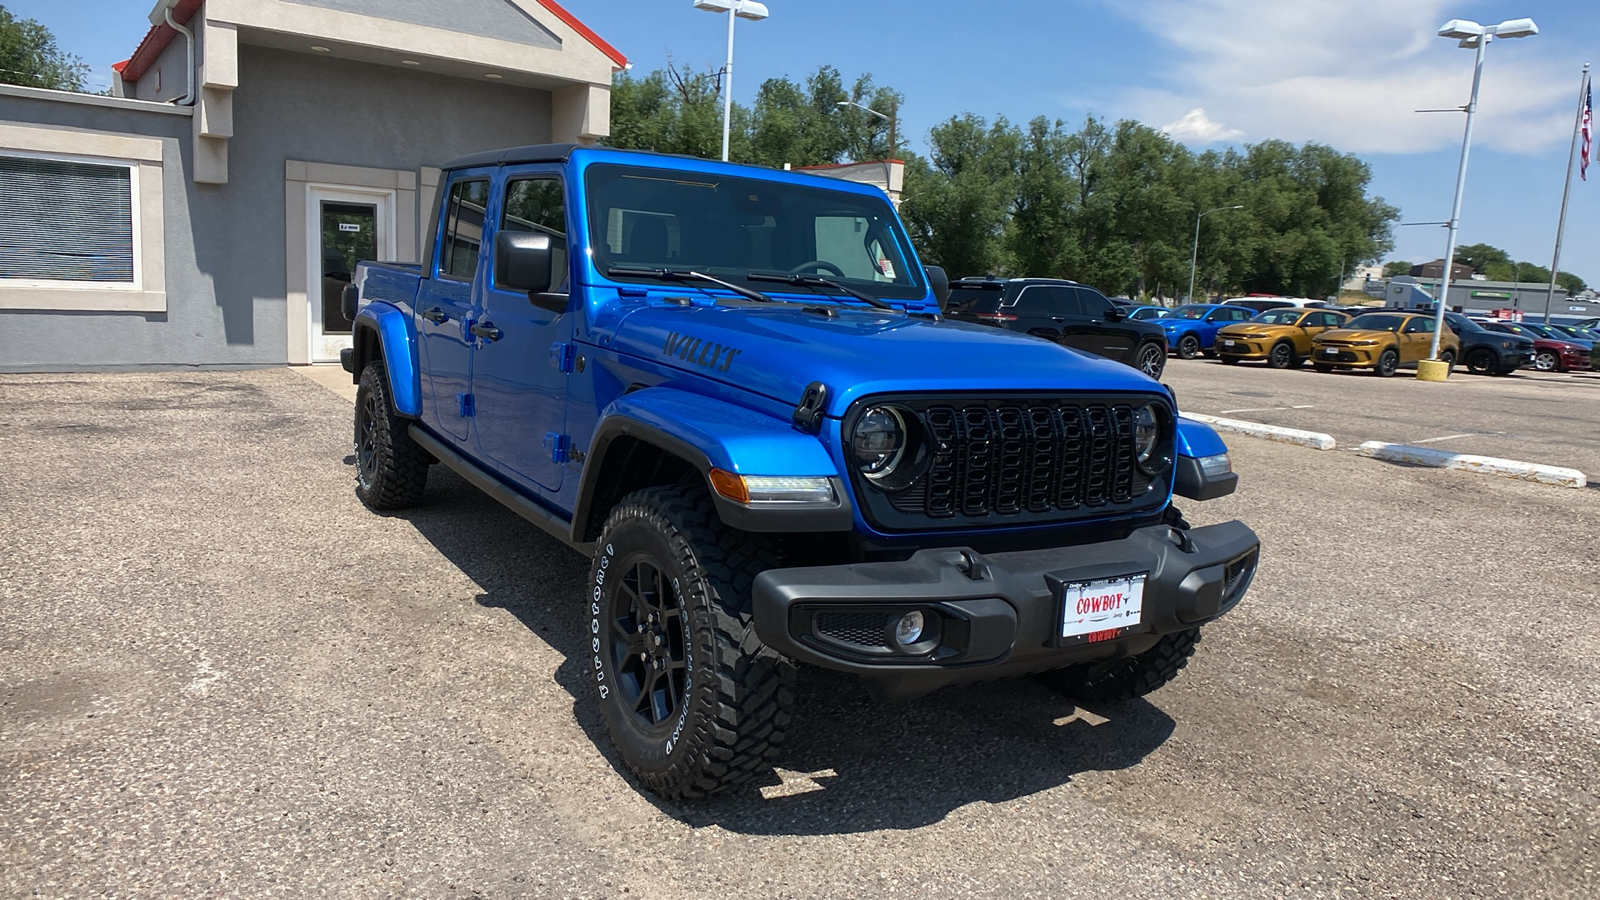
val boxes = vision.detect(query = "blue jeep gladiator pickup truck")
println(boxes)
[341,143,1259,800]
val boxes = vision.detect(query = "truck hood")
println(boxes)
[609,304,1162,416]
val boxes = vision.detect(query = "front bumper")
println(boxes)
[1215,339,1269,359]
[752,520,1259,700]
[1314,345,1379,366]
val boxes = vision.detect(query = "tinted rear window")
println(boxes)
[946,287,1006,313]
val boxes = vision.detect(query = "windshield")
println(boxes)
[1445,314,1484,333]
[1521,323,1560,339]
[1169,305,1211,320]
[1345,313,1408,332]
[1493,323,1532,338]
[585,163,925,301]
[1253,309,1305,325]
[1131,307,1168,319]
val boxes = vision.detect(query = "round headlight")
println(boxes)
[1134,403,1172,475]
[853,406,907,480]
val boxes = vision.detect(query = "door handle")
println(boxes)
[1051,316,1066,322]
[423,306,449,324]
[470,322,502,342]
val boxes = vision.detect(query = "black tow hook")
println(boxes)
[951,550,990,581]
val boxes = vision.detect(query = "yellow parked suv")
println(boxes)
[1216,308,1352,368]
[1310,311,1459,377]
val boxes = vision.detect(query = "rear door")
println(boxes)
[1012,285,1074,339]
[1066,287,1136,362]
[1400,316,1435,362]
[469,167,575,493]
[418,173,491,442]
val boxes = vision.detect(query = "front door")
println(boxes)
[308,186,394,363]
[470,169,573,492]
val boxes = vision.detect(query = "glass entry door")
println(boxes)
[308,186,393,363]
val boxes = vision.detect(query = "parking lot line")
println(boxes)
[1218,404,1315,414]
[1409,433,1481,444]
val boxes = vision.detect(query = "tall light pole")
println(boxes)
[837,99,896,159]
[693,0,770,162]
[1188,205,1243,302]
[1425,16,1539,367]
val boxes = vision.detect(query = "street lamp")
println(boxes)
[1188,205,1243,302]
[837,99,897,159]
[692,0,770,162]
[1422,16,1538,373]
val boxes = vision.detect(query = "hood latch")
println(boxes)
[792,382,829,434]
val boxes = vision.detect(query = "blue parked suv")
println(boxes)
[1161,304,1256,359]
[340,144,1259,800]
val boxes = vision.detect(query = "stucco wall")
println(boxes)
[283,0,561,48]
[1,46,552,370]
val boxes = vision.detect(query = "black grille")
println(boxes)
[868,396,1169,531]
[814,612,888,648]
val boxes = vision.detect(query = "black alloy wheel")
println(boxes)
[1534,350,1559,372]
[1136,342,1167,378]
[609,559,689,733]
[1375,348,1399,378]
[1268,342,1294,369]
[1176,334,1201,360]
[1465,348,1497,376]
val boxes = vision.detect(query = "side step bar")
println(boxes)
[407,424,594,557]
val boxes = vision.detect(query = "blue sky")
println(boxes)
[17,0,1597,284]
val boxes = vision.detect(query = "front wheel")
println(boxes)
[590,485,792,800]
[1465,348,1497,376]
[1534,350,1559,372]
[1268,341,1295,369]
[1176,334,1201,360]
[1375,348,1399,378]
[1043,628,1201,703]
[354,360,429,509]
[1134,342,1167,378]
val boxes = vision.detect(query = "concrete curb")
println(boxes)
[1357,441,1589,489]
[1181,413,1337,451]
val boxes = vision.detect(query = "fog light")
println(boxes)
[894,610,925,645]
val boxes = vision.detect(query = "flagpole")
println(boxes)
[1543,62,1589,324]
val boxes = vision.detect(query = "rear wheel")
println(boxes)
[1375,348,1399,378]
[1043,628,1201,703]
[1534,350,1558,372]
[1268,341,1295,369]
[1135,342,1167,378]
[1439,349,1456,373]
[590,485,792,800]
[1176,334,1201,360]
[354,360,429,509]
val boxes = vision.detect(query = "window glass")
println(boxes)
[501,177,567,291]
[442,178,490,281]
[586,164,925,300]
[1075,288,1114,318]
[1403,317,1435,334]
[1017,285,1078,316]
[0,155,134,283]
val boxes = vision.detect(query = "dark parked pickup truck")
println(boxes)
[340,143,1258,799]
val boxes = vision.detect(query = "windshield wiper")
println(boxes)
[747,272,897,311]
[606,266,773,304]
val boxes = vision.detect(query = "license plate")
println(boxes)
[1059,574,1146,641]
[1325,348,1339,356]
[1222,339,1236,347]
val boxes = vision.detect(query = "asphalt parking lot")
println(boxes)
[2,369,1597,899]
[1163,357,1600,476]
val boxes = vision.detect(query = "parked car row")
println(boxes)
[943,277,1170,377]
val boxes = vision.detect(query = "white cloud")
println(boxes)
[1109,0,1572,154]
[1160,108,1244,143]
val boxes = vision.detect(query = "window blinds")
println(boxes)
[0,156,136,283]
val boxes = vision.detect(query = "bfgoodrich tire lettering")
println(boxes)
[354,360,429,509]
[590,485,792,799]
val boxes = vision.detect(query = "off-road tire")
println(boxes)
[1135,342,1167,379]
[1268,341,1295,369]
[589,485,792,800]
[1176,334,1201,360]
[1534,350,1558,372]
[1465,348,1497,376]
[354,360,429,509]
[1375,348,1399,378]
[1044,627,1201,703]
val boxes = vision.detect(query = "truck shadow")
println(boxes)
[400,468,1177,836]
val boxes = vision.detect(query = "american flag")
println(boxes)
[1583,81,1592,181]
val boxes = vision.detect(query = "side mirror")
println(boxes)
[924,265,950,307]
[495,230,553,294]
[1105,306,1126,322]
[340,282,358,323]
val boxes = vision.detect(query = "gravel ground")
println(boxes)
[2,369,1596,899]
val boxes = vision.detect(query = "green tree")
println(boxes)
[1453,242,1510,274]
[899,114,1019,278]
[1383,261,1413,277]
[0,5,88,91]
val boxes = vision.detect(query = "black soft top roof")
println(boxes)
[441,143,584,172]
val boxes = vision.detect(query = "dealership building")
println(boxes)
[0,0,625,371]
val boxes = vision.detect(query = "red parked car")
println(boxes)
[1483,321,1591,372]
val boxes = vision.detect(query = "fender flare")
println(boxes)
[1173,416,1237,500]
[573,387,851,538]
[352,303,421,418]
